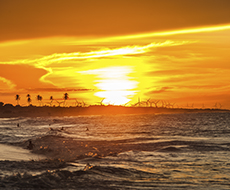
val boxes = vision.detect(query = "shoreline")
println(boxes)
[0,105,229,118]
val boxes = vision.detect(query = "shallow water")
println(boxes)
[1,112,230,189]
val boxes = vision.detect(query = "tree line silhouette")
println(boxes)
[15,93,69,107]
[14,93,225,110]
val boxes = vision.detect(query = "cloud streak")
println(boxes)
[25,88,93,92]
[0,40,192,68]
[1,23,230,107]
[146,87,172,94]
[66,24,230,45]
[0,77,16,89]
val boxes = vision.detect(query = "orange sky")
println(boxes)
[1,0,230,108]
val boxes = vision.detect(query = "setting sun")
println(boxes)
[0,0,230,109]
[1,1,230,189]
[80,66,137,105]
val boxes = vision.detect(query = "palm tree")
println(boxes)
[15,94,20,105]
[36,95,43,106]
[37,95,40,104]
[26,94,32,106]
[63,93,69,106]
[49,96,54,106]
[40,95,43,106]
[27,98,32,106]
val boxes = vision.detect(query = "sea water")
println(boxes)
[0,112,230,189]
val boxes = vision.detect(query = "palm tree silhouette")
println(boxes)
[49,96,54,106]
[36,95,40,104]
[63,93,69,106]
[26,94,32,106]
[40,96,43,106]
[15,94,20,105]
[36,95,43,106]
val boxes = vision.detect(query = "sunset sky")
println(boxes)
[1,0,230,108]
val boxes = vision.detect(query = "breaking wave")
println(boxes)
[1,112,230,189]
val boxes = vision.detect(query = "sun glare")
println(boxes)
[81,66,137,105]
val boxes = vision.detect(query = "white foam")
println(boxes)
[0,144,46,161]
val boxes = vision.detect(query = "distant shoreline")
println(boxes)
[0,104,229,118]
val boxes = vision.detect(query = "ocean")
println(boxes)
[0,111,230,189]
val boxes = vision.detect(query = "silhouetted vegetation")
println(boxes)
[26,94,32,106]
[63,93,69,107]
[0,101,228,118]
[15,94,20,105]
[36,95,43,106]
[0,94,228,118]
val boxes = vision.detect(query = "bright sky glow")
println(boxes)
[1,17,230,107]
[79,67,138,105]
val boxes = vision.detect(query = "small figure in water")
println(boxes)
[27,140,34,150]
[84,163,93,171]
[49,127,64,132]
[17,123,20,127]
[86,127,89,131]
